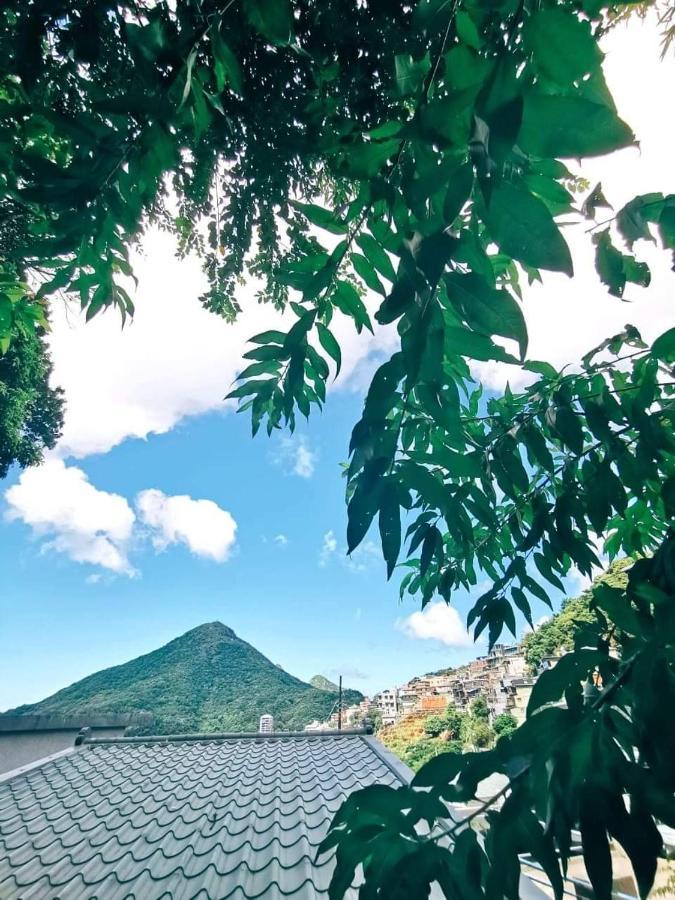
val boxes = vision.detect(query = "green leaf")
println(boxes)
[658,203,675,248]
[547,405,584,454]
[421,88,477,146]
[594,230,627,298]
[444,325,520,364]
[486,181,573,276]
[455,10,481,50]
[333,280,373,334]
[347,478,381,554]
[242,0,293,45]
[351,252,386,295]
[580,795,613,900]
[250,329,287,345]
[445,271,528,359]
[338,139,401,179]
[592,584,640,635]
[394,52,430,96]
[519,94,634,158]
[291,201,348,235]
[379,481,401,579]
[210,26,243,94]
[651,326,675,362]
[317,323,341,378]
[523,8,602,85]
[527,649,604,714]
[442,162,474,225]
[356,233,396,281]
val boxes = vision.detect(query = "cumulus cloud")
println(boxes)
[274,533,288,547]
[46,230,396,460]
[397,602,474,648]
[136,489,237,562]
[4,459,136,574]
[271,435,317,479]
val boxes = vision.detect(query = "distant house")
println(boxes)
[0,727,413,898]
[374,688,399,725]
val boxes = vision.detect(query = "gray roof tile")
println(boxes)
[0,733,408,898]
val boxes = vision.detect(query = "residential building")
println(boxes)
[374,688,399,725]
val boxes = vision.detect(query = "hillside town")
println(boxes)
[305,642,554,733]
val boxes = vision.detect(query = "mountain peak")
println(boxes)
[185,621,237,640]
[4,622,363,732]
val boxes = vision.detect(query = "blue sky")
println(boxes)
[1,18,672,712]
[0,390,494,711]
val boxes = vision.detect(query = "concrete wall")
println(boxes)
[0,727,127,774]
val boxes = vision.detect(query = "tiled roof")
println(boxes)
[0,730,410,899]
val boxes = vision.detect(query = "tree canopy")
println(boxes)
[2,0,674,896]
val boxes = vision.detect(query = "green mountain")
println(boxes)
[3,622,363,734]
[310,675,339,692]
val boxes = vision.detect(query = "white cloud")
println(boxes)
[397,602,474,648]
[136,489,237,562]
[274,533,288,547]
[271,435,317,479]
[319,529,338,567]
[46,229,396,460]
[4,459,135,574]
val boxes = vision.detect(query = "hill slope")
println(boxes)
[310,675,339,692]
[3,622,363,734]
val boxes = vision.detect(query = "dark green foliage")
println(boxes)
[2,622,363,733]
[401,738,447,770]
[469,696,489,721]
[423,715,446,737]
[493,713,517,738]
[322,546,675,898]
[0,320,63,478]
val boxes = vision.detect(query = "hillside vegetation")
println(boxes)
[309,675,339,692]
[3,622,363,733]
[521,558,632,670]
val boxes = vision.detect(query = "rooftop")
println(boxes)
[0,728,410,899]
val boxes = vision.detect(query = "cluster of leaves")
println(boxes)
[320,544,675,898]
[521,558,631,670]
[0,265,63,477]
[0,0,419,321]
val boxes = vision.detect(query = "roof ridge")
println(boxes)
[81,727,372,745]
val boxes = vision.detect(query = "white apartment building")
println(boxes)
[375,688,399,725]
[259,714,274,734]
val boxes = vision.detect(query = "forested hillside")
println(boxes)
[3,622,363,733]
